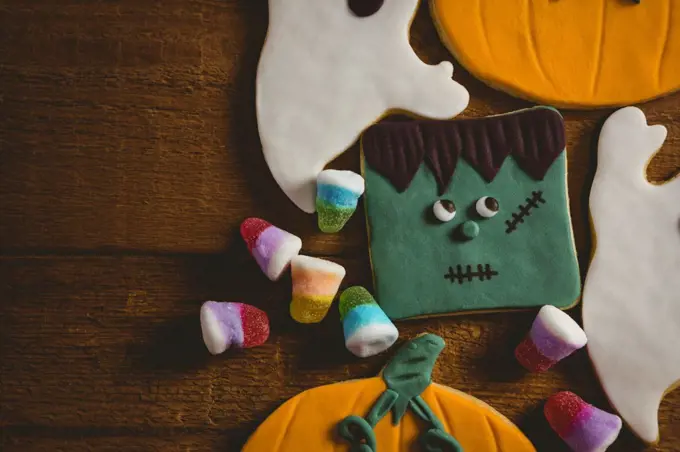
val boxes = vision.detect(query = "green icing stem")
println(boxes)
[337,335,462,452]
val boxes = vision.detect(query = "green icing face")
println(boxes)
[363,145,580,320]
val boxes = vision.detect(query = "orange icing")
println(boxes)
[431,0,680,107]
[243,378,535,451]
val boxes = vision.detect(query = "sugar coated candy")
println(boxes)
[290,255,346,324]
[316,170,365,233]
[339,286,398,358]
[241,217,302,281]
[545,391,622,452]
[516,305,587,372]
[201,301,270,355]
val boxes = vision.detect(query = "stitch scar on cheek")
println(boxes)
[505,191,546,234]
[362,107,580,319]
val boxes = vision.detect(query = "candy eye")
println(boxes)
[476,196,499,218]
[433,200,456,222]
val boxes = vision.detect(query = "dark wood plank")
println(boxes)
[2,1,678,255]
[1,0,680,451]
[1,430,224,452]
[0,0,362,256]
[1,256,679,450]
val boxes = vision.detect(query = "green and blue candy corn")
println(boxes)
[339,286,398,358]
[316,170,365,233]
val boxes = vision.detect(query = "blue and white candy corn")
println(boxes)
[339,286,398,358]
[316,170,365,233]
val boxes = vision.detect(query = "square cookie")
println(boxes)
[361,107,580,320]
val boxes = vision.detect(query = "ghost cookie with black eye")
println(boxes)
[361,106,580,320]
[257,0,469,213]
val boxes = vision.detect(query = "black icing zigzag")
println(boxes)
[362,107,565,195]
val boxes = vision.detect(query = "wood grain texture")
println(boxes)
[0,1,678,451]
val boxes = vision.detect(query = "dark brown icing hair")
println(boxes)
[362,107,566,194]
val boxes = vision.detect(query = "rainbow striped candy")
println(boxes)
[516,305,587,372]
[339,286,398,358]
[545,391,622,452]
[316,170,365,233]
[200,302,270,355]
[290,255,346,323]
[241,218,302,281]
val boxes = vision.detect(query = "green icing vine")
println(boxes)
[337,334,463,452]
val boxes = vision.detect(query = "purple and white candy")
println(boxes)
[200,301,270,355]
[516,305,587,372]
[240,218,302,281]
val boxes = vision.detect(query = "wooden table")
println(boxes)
[1,1,679,451]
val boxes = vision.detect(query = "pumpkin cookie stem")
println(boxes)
[410,396,445,430]
[365,390,399,427]
[338,335,463,451]
[382,334,446,423]
[411,396,463,452]
[337,415,377,452]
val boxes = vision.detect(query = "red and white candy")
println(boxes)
[240,218,302,281]
[200,301,270,355]
[515,305,587,372]
[545,391,622,452]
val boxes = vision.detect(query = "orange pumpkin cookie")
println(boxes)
[430,0,680,107]
[243,334,535,451]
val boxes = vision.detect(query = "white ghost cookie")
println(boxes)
[583,106,680,444]
[257,0,470,213]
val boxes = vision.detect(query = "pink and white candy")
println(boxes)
[240,218,302,281]
[516,305,587,372]
[545,391,622,452]
[200,301,270,355]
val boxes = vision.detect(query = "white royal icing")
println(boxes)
[583,107,679,444]
[257,0,470,212]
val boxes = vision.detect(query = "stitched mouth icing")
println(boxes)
[445,264,498,284]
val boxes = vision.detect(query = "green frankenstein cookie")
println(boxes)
[361,107,580,320]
